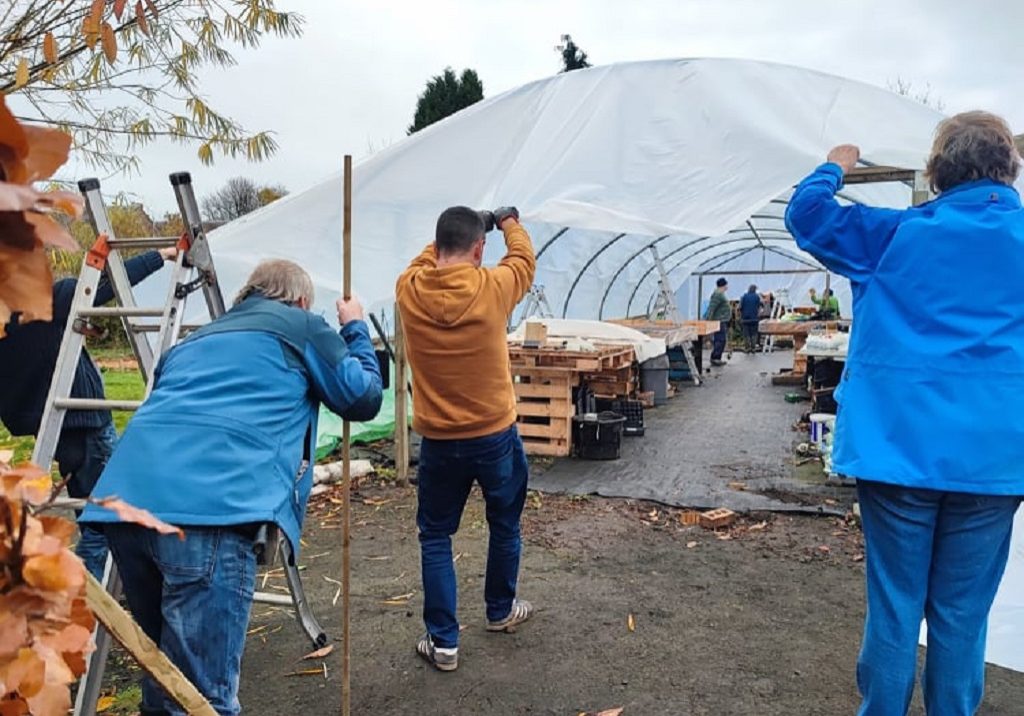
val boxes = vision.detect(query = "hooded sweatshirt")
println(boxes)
[396,223,535,439]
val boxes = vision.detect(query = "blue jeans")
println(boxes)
[105,524,257,716]
[56,420,117,579]
[710,320,729,360]
[417,425,529,648]
[856,480,1021,716]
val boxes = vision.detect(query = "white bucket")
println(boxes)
[809,413,835,446]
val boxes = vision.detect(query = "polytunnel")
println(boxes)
[148,57,947,323]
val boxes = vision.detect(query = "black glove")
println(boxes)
[492,206,519,228]
[478,210,496,232]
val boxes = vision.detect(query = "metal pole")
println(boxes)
[341,156,353,716]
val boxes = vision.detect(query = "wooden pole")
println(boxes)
[341,155,353,716]
[393,305,409,486]
[85,574,217,716]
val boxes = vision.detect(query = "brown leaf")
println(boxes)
[89,0,106,25]
[1,465,54,505]
[82,16,100,49]
[38,624,92,657]
[0,648,45,698]
[301,644,334,660]
[26,682,71,716]
[0,613,29,659]
[145,0,160,19]
[38,515,76,547]
[69,596,96,633]
[89,497,185,540]
[14,58,29,88]
[22,551,84,593]
[113,0,128,21]
[626,613,635,632]
[101,23,117,64]
[596,709,624,716]
[0,697,30,715]
[43,33,58,64]
[135,1,150,35]
[16,122,75,184]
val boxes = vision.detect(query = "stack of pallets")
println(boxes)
[508,344,636,456]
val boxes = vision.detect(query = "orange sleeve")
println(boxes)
[491,222,536,316]
[395,243,436,297]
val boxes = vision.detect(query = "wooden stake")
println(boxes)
[85,574,217,716]
[393,305,409,486]
[341,154,353,716]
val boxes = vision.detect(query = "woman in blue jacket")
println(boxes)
[786,111,1023,716]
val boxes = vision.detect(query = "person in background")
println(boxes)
[786,111,1023,716]
[739,284,762,353]
[704,277,731,366]
[396,206,536,672]
[809,287,840,319]
[81,260,383,715]
[0,246,177,579]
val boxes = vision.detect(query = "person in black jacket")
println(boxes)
[0,247,176,577]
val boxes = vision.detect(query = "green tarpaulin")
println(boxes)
[315,384,411,459]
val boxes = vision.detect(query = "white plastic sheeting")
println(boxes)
[189,58,947,322]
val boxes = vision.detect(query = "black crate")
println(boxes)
[573,412,626,459]
[612,399,644,437]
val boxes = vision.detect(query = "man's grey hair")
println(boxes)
[925,111,1022,193]
[234,259,315,307]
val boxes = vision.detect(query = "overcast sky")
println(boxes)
[73,0,1022,215]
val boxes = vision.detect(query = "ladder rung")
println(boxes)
[253,592,294,606]
[106,237,179,250]
[52,495,87,510]
[130,323,203,333]
[55,398,143,411]
[78,307,166,318]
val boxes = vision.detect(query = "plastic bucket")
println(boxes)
[809,413,834,446]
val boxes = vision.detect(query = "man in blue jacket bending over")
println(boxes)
[82,259,383,716]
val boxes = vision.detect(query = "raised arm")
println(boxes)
[94,249,173,305]
[302,298,383,422]
[492,216,536,316]
[785,145,905,283]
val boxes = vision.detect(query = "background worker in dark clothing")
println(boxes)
[0,246,177,578]
[739,284,762,353]
[705,277,732,366]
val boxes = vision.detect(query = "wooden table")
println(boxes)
[607,318,699,347]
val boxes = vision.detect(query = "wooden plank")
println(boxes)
[85,573,217,716]
[516,400,574,418]
[514,382,570,399]
[520,438,570,457]
[517,420,570,439]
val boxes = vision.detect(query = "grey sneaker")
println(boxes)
[487,599,534,632]
[416,634,458,672]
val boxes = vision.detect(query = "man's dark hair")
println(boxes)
[716,277,728,288]
[436,206,485,255]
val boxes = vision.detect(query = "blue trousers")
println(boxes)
[710,320,729,360]
[856,480,1021,716]
[417,425,529,648]
[106,524,256,716]
[56,421,117,579]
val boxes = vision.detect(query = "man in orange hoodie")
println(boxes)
[396,205,536,672]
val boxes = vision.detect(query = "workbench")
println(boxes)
[758,320,851,384]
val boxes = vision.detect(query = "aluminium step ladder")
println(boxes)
[28,173,327,716]
[647,245,701,386]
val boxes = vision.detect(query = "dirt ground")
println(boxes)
[198,484,1018,716]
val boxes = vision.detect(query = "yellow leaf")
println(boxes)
[15,57,29,88]
[101,23,117,64]
[95,695,115,712]
[43,32,58,64]
[626,613,635,632]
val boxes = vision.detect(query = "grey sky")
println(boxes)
[77,0,1022,215]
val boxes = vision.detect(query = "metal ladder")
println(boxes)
[762,287,789,354]
[27,173,326,716]
[648,246,701,386]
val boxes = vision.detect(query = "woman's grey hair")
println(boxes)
[925,111,1021,193]
[234,259,315,307]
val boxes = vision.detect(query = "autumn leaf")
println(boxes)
[37,516,76,547]
[89,497,185,540]
[1,465,54,505]
[22,552,84,592]
[14,58,29,88]
[0,648,45,698]
[0,697,30,715]
[82,16,100,50]
[101,23,117,64]
[89,0,106,26]
[626,613,636,632]
[113,0,127,21]
[301,644,334,660]
[0,613,29,659]
[145,0,160,20]
[135,1,150,36]
[26,681,72,716]
[95,695,116,712]
[43,33,58,64]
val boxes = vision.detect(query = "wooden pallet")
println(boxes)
[508,344,634,372]
[513,373,573,456]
